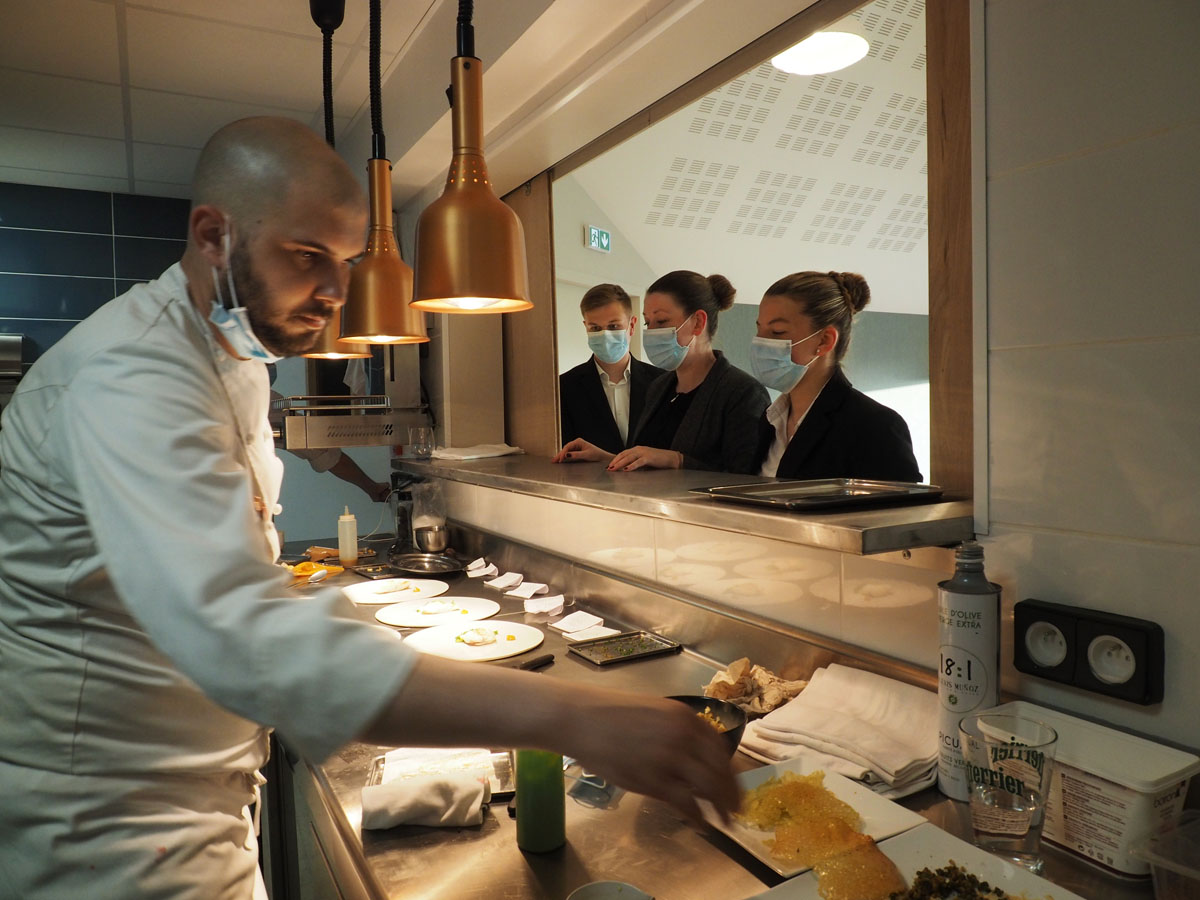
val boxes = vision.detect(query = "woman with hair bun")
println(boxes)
[555,270,768,472]
[750,271,921,481]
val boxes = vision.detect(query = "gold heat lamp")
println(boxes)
[411,3,531,313]
[338,0,428,343]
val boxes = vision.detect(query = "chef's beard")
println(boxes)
[233,244,331,357]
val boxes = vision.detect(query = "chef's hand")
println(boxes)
[552,438,615,465]
[608,445,684,471]
[563,691,741,826]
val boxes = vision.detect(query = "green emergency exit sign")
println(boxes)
[586,225,612,253]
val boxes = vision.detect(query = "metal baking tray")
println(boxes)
[567,631,682,667]
[386,551,467,575]
[690,478,943,511]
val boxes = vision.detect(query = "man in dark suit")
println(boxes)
[559,283,664,454]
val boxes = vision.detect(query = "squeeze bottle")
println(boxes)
[936,540,1000,800]
[337,506,358,566]
[515,749,565,852]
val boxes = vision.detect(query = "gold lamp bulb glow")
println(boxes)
[302,304,372,358]
[340,157,429,343]
[771,31,870,76]
[411,57,531,314]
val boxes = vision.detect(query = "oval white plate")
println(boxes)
[374,596,500,628]
[403,621,545,662]
[343,578,449,605]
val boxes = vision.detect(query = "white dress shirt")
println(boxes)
[594,356,633,445]
[0,264,417,898]
[758,386,823,477]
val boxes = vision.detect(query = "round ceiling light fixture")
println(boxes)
[771,31,870,76]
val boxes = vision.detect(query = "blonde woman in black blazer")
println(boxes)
[750,271,920,482]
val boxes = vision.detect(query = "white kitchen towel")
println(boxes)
[524,594,565,615]
[484,571,522,591]
[467,558,488,571]
[467,563,499,579]
[506,581,548,599]
[550,611,603,633]
[753,663,938,784]
[431,443,523,460]
[361,773,491,829]
[563,624,620,642]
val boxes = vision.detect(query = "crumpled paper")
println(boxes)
[702,657,808,715]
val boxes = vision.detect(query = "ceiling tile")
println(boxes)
[0,70,125,139]
[125,8,357,112]
[0,165,129,193]
[132,142,201,184]
[129,89,314,147]
[132,180,193,199]
[4,0,121,83]
[0,126,127,179]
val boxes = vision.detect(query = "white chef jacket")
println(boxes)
[0,264,417,899]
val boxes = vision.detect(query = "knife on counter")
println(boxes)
[506,653,554,671]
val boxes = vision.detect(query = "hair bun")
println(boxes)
[707,274,736,311]
[829,271,870,313]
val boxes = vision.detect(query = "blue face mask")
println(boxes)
[587,328,630,365]
[208,226,280,363]
[643,315,695,371]
[749,330,822,392]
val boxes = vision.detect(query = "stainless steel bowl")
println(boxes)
[414,525,449,553]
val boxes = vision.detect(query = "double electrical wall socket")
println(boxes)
[1013,599,1164,705]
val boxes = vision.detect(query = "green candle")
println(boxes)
[515,749,565,852]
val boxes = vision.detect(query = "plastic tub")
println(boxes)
[982,701,1200,877]
[1133,810,1200,899]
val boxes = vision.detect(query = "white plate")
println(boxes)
[342,578,449,605]
[703,757,925,878]
[403,621,545,662]
[743,822,1087,899]
[373,596,500,628]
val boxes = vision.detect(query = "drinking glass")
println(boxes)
[959,713,1058,873]
[408,425,434,459]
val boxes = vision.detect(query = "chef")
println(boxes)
[0,117,737,899]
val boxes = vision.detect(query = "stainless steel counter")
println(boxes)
[391,456,973,555]
[296,564,1151,900]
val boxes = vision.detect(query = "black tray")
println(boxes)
[690,478,943,511]
[567,631,682,667]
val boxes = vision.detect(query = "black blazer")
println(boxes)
[631,351,769,474]
[559,356,664,454]
[756,368,922,482]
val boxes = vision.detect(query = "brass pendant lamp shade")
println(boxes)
[411,19,531,313]
[340,157,429,343]
[304,305,372,358]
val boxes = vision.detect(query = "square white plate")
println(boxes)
[743,822,1087,899]
[703,756,925,878]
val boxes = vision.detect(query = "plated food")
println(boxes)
[372,596,500,628]
[402,621,545,662]
[343,577,450,605]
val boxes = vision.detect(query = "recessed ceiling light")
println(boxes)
[771,32,870,76]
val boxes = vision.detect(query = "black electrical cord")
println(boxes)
[369,0,385,159]
[456,0,475,58]
[322,28,335,146]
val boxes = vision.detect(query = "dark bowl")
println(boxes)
[668,695,747,756]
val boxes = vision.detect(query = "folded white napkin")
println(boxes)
[506,581,547,599]
[361,773,492,829]
[751,664,938,787]
[467,558,488,571]
[564,624,620,642]
[524,594,565,615]
[431,443,523,460]
[550,610,603,633]
[484,571,523,590]
[468,563,499,579]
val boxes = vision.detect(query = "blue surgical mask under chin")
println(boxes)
[643,317,695,371]
[750,330,821,392]
[587,329,630,366]
[208,229,280,363]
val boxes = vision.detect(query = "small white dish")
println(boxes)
[373,596,499,628]
[566,882,653,900]
[342,578,450,605]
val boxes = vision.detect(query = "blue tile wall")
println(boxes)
[0,181,189,367]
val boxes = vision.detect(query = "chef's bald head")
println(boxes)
[191,117,364,235]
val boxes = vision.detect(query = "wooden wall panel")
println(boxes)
[501,172,560,457]
[926,0,974,499]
